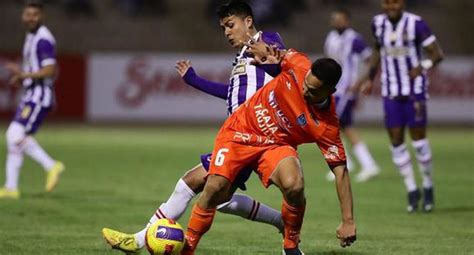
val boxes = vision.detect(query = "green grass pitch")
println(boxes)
[0,125,472,254]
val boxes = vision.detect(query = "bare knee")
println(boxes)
[271,157,305,206]
[387,127,405,146]
[199,175,231,209]
[182,164,207,194]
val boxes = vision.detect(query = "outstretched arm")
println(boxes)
[333,165,357,248]
[175,60,228,100]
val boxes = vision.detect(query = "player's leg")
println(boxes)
[14,103,64,192]
[256,146,305,254]
[408,99,434,212]
[384,98,419,212]
[342,97,379,181]
[182,175,234,255]
[270,157,305,255]
[0,122,26,199]
[344,127,380,182]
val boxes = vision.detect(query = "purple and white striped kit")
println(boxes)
[372,12,436,99]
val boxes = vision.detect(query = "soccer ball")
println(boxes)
[145,218,185,255]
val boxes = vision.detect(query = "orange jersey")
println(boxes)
[215,50,346,169]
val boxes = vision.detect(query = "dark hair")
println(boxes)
[334,7,351,19]
[25,0,44,10]
[311,58,342,89]
[217,0,254,20]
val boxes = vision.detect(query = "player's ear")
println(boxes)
[245,16,254,29]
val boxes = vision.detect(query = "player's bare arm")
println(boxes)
[359,46,381,95]
[408,41,444,79]
[333,164,357,248]
[7,63,55,85]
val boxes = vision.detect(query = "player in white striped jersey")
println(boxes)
[324,8,380,183]
[359,0,444,212]
[0,1,65,199]
[102,2,290,253]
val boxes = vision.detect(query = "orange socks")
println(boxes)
[181,204,216,255]
[281,199,305,249]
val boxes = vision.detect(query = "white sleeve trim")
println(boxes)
[421,35,436,47]
[41,58,56,66]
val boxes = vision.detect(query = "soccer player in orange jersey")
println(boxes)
[181,42,357,255]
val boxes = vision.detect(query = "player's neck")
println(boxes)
[388,13,403,25]
[248,29,258,38]
[336,28,348,35]
[28,24,42,34]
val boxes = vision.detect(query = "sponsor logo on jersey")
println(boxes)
[269,90,293,132]
[324,145,340,160]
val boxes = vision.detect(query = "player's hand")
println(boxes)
[5,62,21,75]
[5,62,23,85]
[409,65,423,79]
[336,221,357,248]
[175,60,192,77]
[360,80,373,96]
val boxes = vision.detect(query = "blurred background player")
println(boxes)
[102,1,287,253]
[181,45,356,255]
[323,8,380,182]
[360,0,444,212]
[0,1,64,199]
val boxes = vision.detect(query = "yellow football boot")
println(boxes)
[102,228,141,254]
[45,161,65,192]
[0,188,20,199]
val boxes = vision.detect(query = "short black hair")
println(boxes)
[25,0,44,10]
[217,0,254,20]
[311,58,342,89]
[334,7,351,19]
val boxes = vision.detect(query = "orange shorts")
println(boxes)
[208,140,298,188]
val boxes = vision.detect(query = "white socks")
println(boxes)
[135,180,284,248]
[218,193,283,232]
[135,178,196,248]
[353,142,378,172]
[5,148,24,190]
[412,139,433,188]
[23,137,55,171]
[391,144,417,192]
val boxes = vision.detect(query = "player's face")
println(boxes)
[219,15,253,49]
[382,0,404,20]
[330,12,349,32]
[303,71,336,104]
[22,6,43,31]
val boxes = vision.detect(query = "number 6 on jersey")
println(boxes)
[214,148,229,166]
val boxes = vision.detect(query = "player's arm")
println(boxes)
[175,60,228,100]
[8,39,57,85]
[357,38,381,96]
[332,164,356,247]
[21,64,56,80]
[409,19,444,79]
[316,124,356,247]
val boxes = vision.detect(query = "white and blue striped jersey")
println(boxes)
[372,12,436,98]
[324,28,371,98]
[227,31,285,114]
[21,25,56,107]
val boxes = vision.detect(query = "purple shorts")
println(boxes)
[200,153,252,190]
[335,96,356,128]
[383,97,427,128]
[13,101,50,134]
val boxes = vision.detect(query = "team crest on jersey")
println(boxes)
[296,113,307,127]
